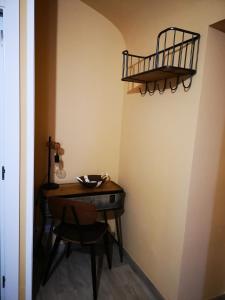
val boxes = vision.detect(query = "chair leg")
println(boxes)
[66,242,71,258]
[90,245,97,300]
[115,214,124,263]
[103,232,112,269]
[46,219,54,253]
[103,211,108,225]
[42,235,61,285]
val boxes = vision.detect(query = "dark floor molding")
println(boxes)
[123,249,165,300]
[210,294,225,300]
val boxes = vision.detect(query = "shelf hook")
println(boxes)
[139,82,148,95]
[169,76,179,93]
[148,81,156,95]
[182,76,193,91]
[157,79,167,94]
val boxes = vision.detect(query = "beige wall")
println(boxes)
[54,0,125,183]
[110,1,225,300]
[32,1,225,300]
[177,26,225,300]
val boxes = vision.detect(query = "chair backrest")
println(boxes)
[48,197,97,225]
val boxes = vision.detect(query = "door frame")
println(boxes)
[0,0,35,299]
[24,0,35,299]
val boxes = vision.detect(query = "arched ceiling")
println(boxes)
[81,0,201,45]
[81,0,151,38]
[81,0,225,51]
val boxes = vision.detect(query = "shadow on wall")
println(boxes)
[204,122,225,298]
[34,0,58,195]
[33,0,58,297]
[203,21,225,299]
[34,0,58,250]
[126,77,191,95]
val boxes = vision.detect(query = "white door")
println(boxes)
[0,1,34,299]
[0,0,20,299]
[0,6,4,300]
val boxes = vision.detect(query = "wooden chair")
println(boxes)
[42,197,111,300]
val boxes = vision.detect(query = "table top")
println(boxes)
[42,181,124,198]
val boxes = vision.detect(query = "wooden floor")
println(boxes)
[36,246,158,300]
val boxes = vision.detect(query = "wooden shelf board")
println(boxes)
[122,66,196,83]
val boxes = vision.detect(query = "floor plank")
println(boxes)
[36,249,157,300]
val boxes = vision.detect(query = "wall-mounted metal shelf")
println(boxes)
[121,27,200,95]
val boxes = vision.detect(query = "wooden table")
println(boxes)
[41,181,125,261]
[42,181,123,198]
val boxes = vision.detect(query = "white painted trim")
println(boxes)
[25,0,35,299]
[0,4,5,300]
[3,0,20,299]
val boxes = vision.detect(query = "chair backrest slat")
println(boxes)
[48,197,97,225]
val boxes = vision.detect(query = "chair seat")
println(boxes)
[54,222,107,245]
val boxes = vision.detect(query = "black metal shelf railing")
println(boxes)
[122,27,200,95]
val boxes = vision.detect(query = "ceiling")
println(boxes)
[81,0,155,37]
[81,0,225,46]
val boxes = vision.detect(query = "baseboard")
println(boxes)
[209,294,225,300]
[123,249,165,300]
